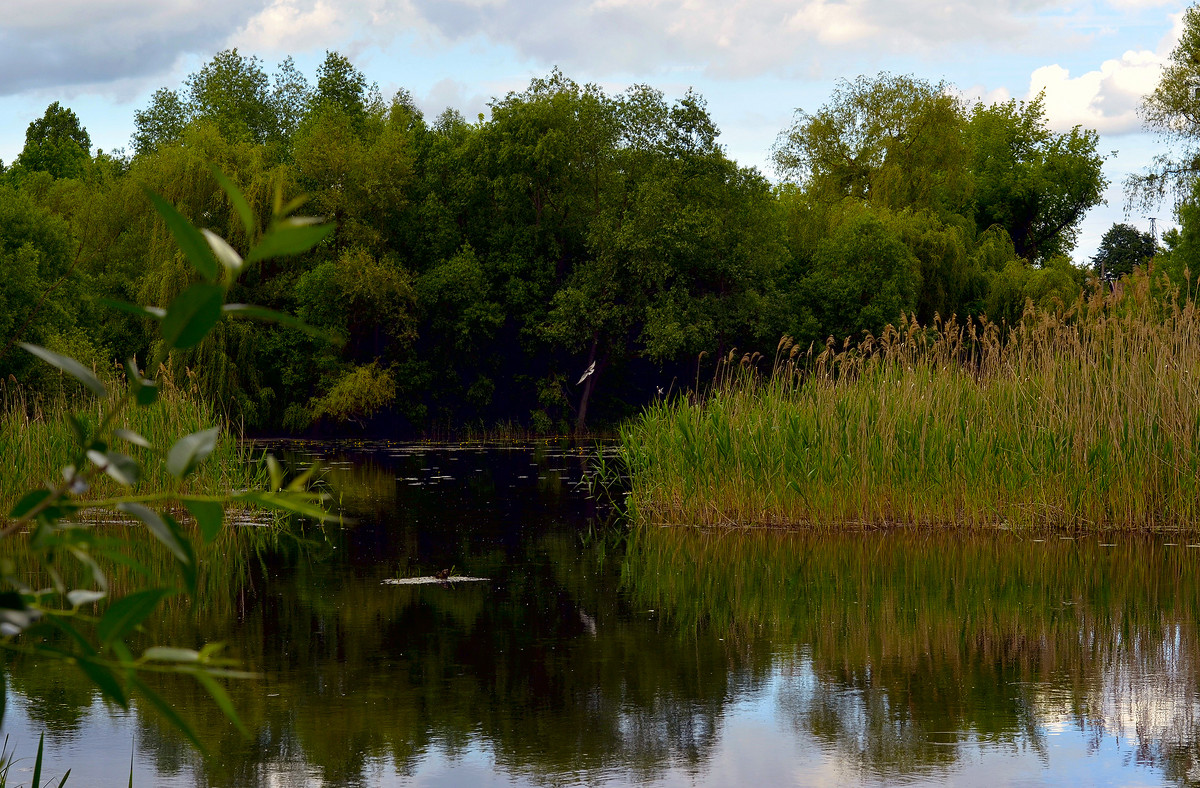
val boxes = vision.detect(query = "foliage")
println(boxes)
[309,362,396,424]
[1093,222,1157,280]
[13,102,93,181]
[968,95,1107,263]
[1128,5,1200,210]
[4,59,1115,436]
[773,73,969,214]
[2,170,337,748]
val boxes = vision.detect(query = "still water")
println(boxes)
[4,442,1200,787]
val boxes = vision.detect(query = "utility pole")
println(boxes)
[1147,217,1158,275]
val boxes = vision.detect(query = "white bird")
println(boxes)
[577,361,596,385]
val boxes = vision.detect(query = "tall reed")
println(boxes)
[0,371,262,510]
[621,272,1200,530]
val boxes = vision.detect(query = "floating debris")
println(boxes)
[382,576,488,585]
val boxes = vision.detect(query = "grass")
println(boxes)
[0,371,264,512]
[620,272,1200,530]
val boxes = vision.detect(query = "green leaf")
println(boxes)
[125,359,160,408]
[191,669,249,737]
[45,617,96,654]
[100,298,165,320]
[145,190,219,282]
[136,381,160,406]
[286,462,321,492]
[20,344,107,398]
[116,503,190,565]
[212,166,256,239]
[113,428,152,449]
[143,646,200,663]
[167,426,221,479]
[67,413,89,447]
[183,498,224,543]
[202,229,244,277]
[10,488,53,519]
[0,591,28,612]
[67,589,107,606]
[235,490,339,523]
[87,450,140,486]
[98,588,171,645]
[130,677,202,751]
[32,733,44,788]
[95,549,152,579]
[265,453,284,492]
[222,303,342,343]
[245,219,333,264]
[161,283,225,350]
[165,514,197,595]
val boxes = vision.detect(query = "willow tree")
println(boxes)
[1128,5,1200,211]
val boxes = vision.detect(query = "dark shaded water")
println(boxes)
[4,442,1200,786]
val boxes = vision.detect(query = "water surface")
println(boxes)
[3,442,1200,787]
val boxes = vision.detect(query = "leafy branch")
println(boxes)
[2,167,338,749]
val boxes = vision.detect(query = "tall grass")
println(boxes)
[0,371,263,510]
[621,272,1200,530]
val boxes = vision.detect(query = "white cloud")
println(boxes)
[0,0,270,95]
[384,0,1072,78]
[1021,5,1187,135]
[1028,49,1163,133]
[235,0,350,51]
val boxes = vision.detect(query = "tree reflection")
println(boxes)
[5,447,1200,786]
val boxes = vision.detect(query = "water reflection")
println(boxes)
[2,443,1199,787]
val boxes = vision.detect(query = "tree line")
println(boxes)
[1,47,1187,435]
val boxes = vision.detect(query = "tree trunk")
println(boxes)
[574,336,606,436]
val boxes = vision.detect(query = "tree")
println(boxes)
[544,88,785,432]
[1128,5,1200,210]
[184,49,275,145]
[772,73,969,215]
[272,56,312,141]
[132,88,190,157]
[968,96,1107,263]
[15,102,92,180]
[1092,223,1157,281]
[312,51,369,126]
[802,204,920,341]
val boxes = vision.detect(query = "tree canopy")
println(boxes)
[2,56,1114,434]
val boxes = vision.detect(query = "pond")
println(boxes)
[3,441,1200,787]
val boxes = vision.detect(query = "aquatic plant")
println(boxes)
[0,374,262,510]
[621,271,1200,530]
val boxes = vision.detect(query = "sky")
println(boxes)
[0,0,1193,264]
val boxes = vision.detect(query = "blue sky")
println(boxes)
[0,0,1192,263]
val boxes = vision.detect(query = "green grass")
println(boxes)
[620,274,1200,530]
[0,378,263,511]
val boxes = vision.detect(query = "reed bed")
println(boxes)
[621,274,1200,530]
[0,374,263,510]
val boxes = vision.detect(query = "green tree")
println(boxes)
[1128,4,1200,210]
[272,56,312,142]
[1092,223,1157,281]
[14,102,92,180]
[802,204,920,341]
[772,73,969,215]
[132,88,190,157]
[312,51,369,126]
[969,96,1107,263]
[184,49,276,145]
